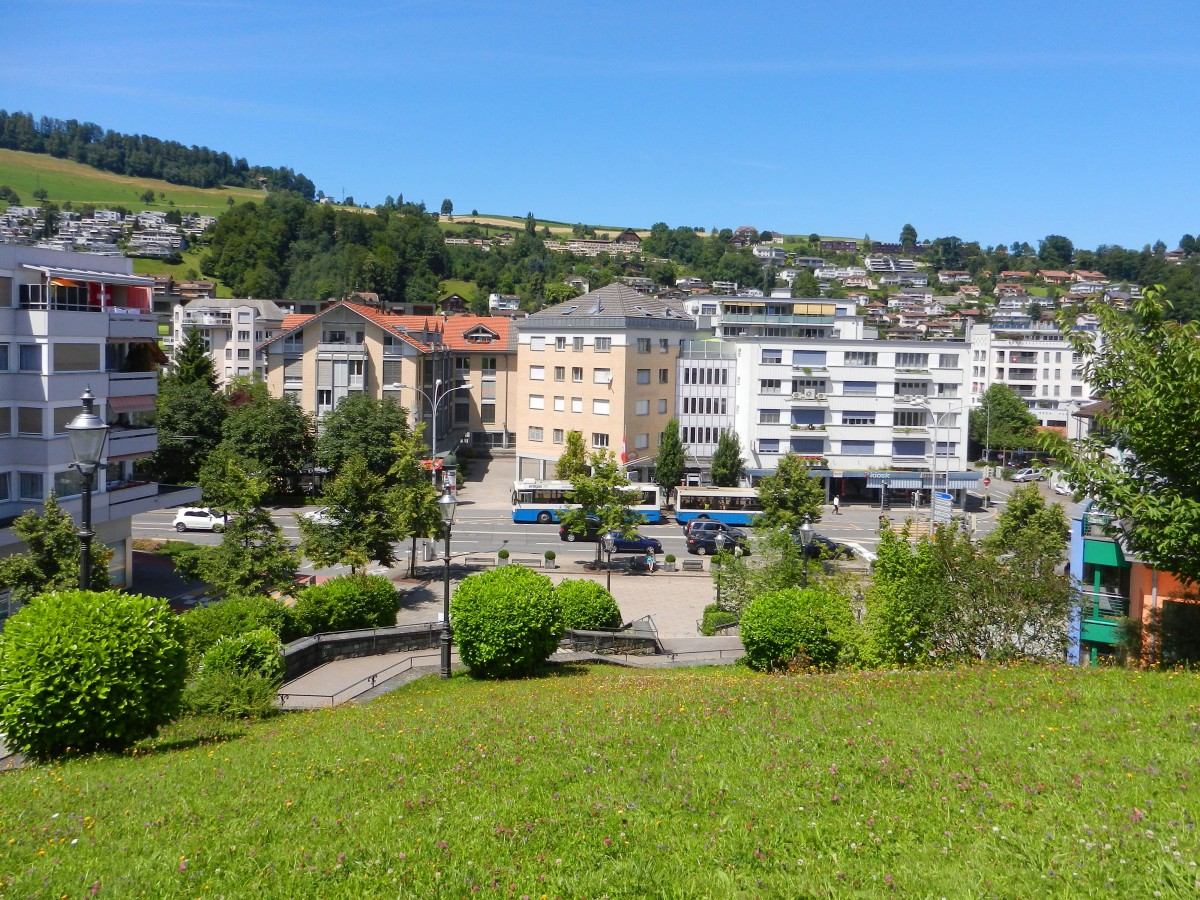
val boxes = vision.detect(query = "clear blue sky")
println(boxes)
[5,1,1200,250]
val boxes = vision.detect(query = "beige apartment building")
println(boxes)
[260,301,516,455]
[513,284,696,483]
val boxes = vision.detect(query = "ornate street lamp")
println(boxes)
[798,514,814,589]
[66,389,109,591]
[601,532,616,593]
[437,488,458,678]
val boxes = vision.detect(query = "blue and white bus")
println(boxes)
[673,486,763,526]
[512,479,663,524]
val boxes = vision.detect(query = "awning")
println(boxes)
[107,451,153,462]
[107,395,157,413]
[868,473,924,489]
[22,264,155,287]
[865,471,983,489]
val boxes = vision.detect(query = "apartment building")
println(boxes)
[967,318,1098,434]
[172,298,290,387]
[260,301,516,454]
[512,284,696,483]
[0,245,200,596]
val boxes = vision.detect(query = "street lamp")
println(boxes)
[714,531,727,607]
[798,514,814,589]
[397,379,474,486]
[437,488,458,678]
[66,388,109,591]
[601,532,616,593]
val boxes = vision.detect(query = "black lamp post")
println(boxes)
[714,531,727,607]
[66,388,109,591]
[798,514,814,589]
[437,488,458,678]
[601,533,615,593]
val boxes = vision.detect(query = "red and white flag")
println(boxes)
[620,433,627,464]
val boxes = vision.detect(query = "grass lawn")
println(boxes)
[0,665,1197,897]
[0,149,262,218]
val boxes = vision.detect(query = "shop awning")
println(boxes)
[865,472,983,489]
[106,394,157,413]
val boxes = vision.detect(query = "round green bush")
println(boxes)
[199,627,284,681]
[181,593,297,662]
[0,590,187,759]
[291,574,399,636]
[451,566,561,678]
[701,603,739,636]
[555,578,621,631]
[740,587,853,672]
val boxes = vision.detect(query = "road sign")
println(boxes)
[983,477,991,487]
[932,490,953,525]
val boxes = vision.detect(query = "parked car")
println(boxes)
[686,527,748,556]
[1011,468,1046,483]
[559,515,640,543]
[683,519,743,538]
[300,506,336,526]
[172,508,226,532]
[604,532,663,555]
[797,533,856,560]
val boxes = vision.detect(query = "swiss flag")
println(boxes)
[88,282,112,307]
[620,433,627,464]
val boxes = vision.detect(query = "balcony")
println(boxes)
[722,313,835,325]
[181,312,231,327]
[317,342,367,356]
[108,371,158,396]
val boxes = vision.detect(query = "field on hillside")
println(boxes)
[0,149,262,216]
[1,664,1197,897]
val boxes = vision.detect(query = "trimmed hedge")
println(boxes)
[451,566,561,678]
[740,586,853,672]
[701,604,739,636]
[291,574,399,636]
[180,593,297,661]
[0,590,187,759]
[555,579,621,631]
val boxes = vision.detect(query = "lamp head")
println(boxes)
[437,487,458,527]
[714,531,727,550]
[798,514,814,548]
[66,388,109,470]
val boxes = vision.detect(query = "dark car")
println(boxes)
[686,527,748,556]
[683,518,743,538]
[797,533,856,560]
[559,517,603,542]
[605,532,663,555]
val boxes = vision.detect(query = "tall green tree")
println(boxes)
[791,269,821,298]
[172,327,218,391]
[220,378,314,493]
[900,223,918,249]
[555,430,589,480]
[755,453,824,532]
[709,430,745,487]
[968,384,1039,458]
[315,394,410,477]
[655,418,686,494]
[297,454,400,575]
[1044,287,1200,583]
[151,377,227,484]
[388,424,442,578]
[0,495,110,606]
[440,199,453,217]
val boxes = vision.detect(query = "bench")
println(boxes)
[681,559,705,572]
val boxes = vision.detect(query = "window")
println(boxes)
[572,337,584,351]
[237,348,250,360]
[555,336,566,351]
[1071,386,1083,397]
[841,439,875,454]
[659,338,669,353]
[841,411,876,426]
[529,394,544,410]
[637,338,651,353]
[635,399,649,415]
[594,368,612,384]
[634,433,649,450]
[571,397,582,413]
[553,366,565,381]
[658,399,668,413]
[530,336,546,351]
[0,408,9,437]
[553,396,565,411]
[844,351,878,366]
[572,367,583,382]
[894,410,927,427]
[53,470,82,498]
[225,348,233,360]
[17,407,41,435]
[324,330,347,344]
[636,369,650,385]
[18,472,43,501]
[935,383,959,397]
[758,438,781,453]
[0,344,7,371]
[892,440,925,457]
[792,350,826,367]
[19,344,41,372]
[760,379,782,394]
[894,381,927,396]
[317,389,333,407]
[52,407,78,434]
[844,381,876,396]
[760,410,781,424]
[456,356,471,374]
[659,368,669,383]
[791,409,824,426]
[481,356,497,375]
[553,429,565,444]
[762,349,783,364]
[0,472,8,501]
[790,438,824,454]
[895,352,929,368]
[593,399,610,415]
[528,426,544,441]
[594,337,611,352]
[592,433,609,449]
[238,330,251,342]
[238,311,251,323]
[481,402,496,424]
[529,365,545,381]
[938,353,959,368]
[52,343,100,372]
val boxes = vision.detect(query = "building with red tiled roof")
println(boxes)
[260,301,518,454]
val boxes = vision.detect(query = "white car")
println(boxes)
[1011,468,1046,483]
[1053,480,1073,495]
[300,506,335,525]
[172,508,226,532]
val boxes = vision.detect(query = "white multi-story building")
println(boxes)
[0,246,200,604]
[967,318,1098,435]
[678,294,977,505]
[172,298,290,387]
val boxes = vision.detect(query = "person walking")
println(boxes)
[832,495,841,515]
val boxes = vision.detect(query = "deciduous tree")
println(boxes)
[968,384,1039,458]
[709,430,745,487]
[297,454,401,574]
[315,394,410,477]
[0,495,110,606]
[755,453,824,532]
[387,424,442,577]
[654,418,686,494]
[220,378,314,493]
[555,430,589,480]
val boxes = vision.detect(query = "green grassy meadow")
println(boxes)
[0,149,262,217]
[1,664,1197,897]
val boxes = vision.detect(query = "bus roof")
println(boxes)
[676,486,758,495]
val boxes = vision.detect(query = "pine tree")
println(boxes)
[709,430,745,487]
[172,327,217,391]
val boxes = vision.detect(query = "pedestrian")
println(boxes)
[645,551,656,573]
[832,495,841,515]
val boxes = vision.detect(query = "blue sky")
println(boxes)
[4,1,1199,250]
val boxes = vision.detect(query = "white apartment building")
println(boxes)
[967,318,1098,435]
[680,294,977,505]
[0,246,201,602]
[173,298,290,387]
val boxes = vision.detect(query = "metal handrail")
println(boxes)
[278,650,442,707]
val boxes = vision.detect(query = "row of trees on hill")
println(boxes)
[0,110,316,198]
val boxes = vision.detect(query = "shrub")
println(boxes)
[701,604,739,636]
[740,586,854,673]
[664,554,676,564]
[180,672,279,720]
[291,574,399,636]
[199,627,284,681]
[451,566,561,678]
[181,593,297,661]
[555,579,621,631]
[0,590,187,759]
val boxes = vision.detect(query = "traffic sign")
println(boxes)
[983,477,991,487]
